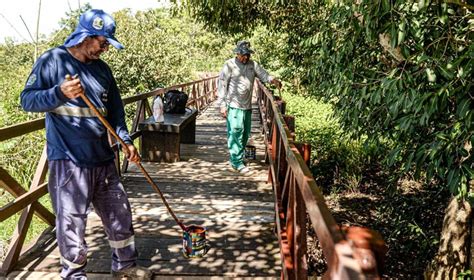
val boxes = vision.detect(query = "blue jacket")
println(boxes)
[20,46,132,167]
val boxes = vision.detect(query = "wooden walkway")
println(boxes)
[5,102,281,279]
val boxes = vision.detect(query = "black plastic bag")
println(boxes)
[163,90,188,114]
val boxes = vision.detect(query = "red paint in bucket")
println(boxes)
[182,225,209,258]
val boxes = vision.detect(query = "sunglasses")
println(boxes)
[93,37,110,49]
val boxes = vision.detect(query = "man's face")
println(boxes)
[84,36,110,60]
[237,53,250,64]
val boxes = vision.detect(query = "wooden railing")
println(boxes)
[255,80,386,279]
[0,76,218,276]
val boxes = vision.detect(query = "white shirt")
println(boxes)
[217,58,273,110]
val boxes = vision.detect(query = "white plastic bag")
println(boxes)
[153,96,164,123]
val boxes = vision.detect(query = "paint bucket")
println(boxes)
[182,225,208,258]
[245,145,256,160]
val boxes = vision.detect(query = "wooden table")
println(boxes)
[138,109,197,162]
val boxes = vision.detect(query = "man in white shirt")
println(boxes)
[217,40,282,174]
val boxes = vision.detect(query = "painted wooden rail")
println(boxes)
[255,80,386,279]
[0,76,218,276]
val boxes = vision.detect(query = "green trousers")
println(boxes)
[226,107,252,169]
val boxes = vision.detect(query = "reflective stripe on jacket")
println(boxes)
[51,105,107,117]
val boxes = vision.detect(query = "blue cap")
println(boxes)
[64,9,124,49]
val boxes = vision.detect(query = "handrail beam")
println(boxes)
[0,119,45,142]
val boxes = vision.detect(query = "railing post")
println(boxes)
[294,184,307,279]
[295,143,311,167]
[203,80,209,106]
[212,77,217,99]
[280,167,292,222]
[268,122,278,184]
[278,135,287,185]
[196,83,202,109]
[266,98,275,150]
[191,84,198,110]
[283,115,296,141]
[286,178,296,280]
[276,99,286,115]
[1,203,35,276]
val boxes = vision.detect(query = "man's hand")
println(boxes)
[271,79,282,89]
[61,75,84,99]
[220,107,227,118]
[123,143,140,163]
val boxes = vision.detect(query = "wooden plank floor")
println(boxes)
[6,102,281,279]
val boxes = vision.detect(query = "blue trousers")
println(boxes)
[48,160,137,279]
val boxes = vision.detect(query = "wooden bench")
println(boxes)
[138,109,198,162]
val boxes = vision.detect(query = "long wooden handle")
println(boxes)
[65,74,187,231]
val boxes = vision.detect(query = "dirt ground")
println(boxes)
[306,175,450,278]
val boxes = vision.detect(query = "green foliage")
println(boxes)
[304,2,473,196]
[177,0,474,196]
[103,9,232,96]
[320,2,472,196]
[172,0,269,35]
[250,26,287,77]
[0,43,35,125]
[458,269,472,279]
[280,89,386,191]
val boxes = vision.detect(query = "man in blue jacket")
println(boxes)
[20,9,151,280]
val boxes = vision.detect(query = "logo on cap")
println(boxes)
[26,74,37,86]
[92,17,104,30]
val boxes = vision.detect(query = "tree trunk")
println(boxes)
[424,196,472,279]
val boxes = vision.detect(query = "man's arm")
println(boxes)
[20,57,73,112]
[217,63,231,117]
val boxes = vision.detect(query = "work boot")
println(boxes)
[111,265,153,279]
